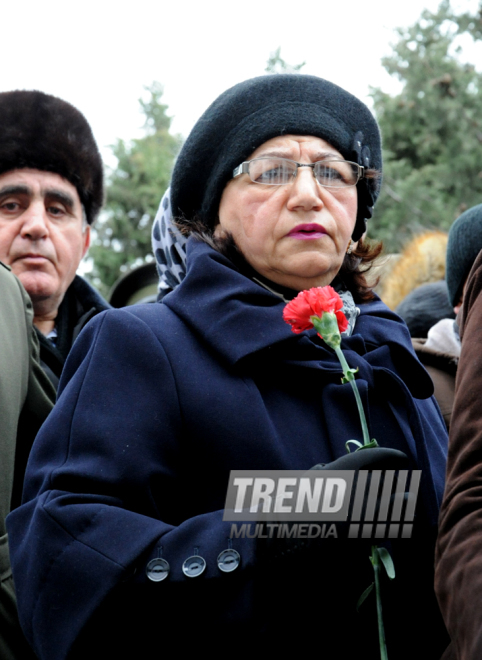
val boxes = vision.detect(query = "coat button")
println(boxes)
[182,555,206,578]
[217,549,240,573]
[146,558,170,582]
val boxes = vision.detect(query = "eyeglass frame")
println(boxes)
[232,156,365,188]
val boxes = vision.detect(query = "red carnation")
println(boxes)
[283,285,348,336]
[283,284,387,655]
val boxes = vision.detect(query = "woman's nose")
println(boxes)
[286,166,324,211]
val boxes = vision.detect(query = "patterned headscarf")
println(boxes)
[151,188,187,300]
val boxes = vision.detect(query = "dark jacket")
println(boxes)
[436,249,482,659]
[37,275,110,389]
[7,240,449,659]
[0,262,55,660]
[412,337,458,430]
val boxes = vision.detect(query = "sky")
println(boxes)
[1,0,480,168]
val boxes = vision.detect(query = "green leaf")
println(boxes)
[355,439,379,451]
[346,440,363,453]
[356,582,374,612]
[341,366,359,384]
[378,547,396,580]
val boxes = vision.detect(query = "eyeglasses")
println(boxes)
[233,157,364,189]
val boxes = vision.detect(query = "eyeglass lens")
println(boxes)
[248,158,359,188]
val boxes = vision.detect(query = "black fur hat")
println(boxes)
[0,90,103,224]
[171,74,382,241]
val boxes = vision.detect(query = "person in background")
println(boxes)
[379,230,448,310]
[0,263,55,660]
[445,204,482,317]
[108,263,159,307]
[397,205,482,430]
[396,280,456,430]
[395,280,455,340]
[0,91,110,388]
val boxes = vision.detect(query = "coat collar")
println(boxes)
[164,238,434,398]
[164,237,313,365]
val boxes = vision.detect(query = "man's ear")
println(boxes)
[82,225,91,258]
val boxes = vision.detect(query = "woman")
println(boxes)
[7,75,449,659]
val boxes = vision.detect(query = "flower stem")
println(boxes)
[371,545,389,660]
[334,346,371,447]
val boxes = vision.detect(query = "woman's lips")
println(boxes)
[287,224,327,240]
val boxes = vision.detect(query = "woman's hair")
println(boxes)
[339,237,383,303]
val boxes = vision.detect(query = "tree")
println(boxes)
[265,47,305,74]
[369,1,482,251]
[89,83,182,294]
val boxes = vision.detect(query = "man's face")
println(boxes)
[0,168,90,316]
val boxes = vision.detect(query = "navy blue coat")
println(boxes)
[7,240,449,659]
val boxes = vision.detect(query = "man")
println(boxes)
[0,263,55,659]
[0,90,109,388]
[435,246,482,659]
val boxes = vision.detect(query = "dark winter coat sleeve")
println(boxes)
[436,249,482,660]
[7,309,261,660]
[0,263,55,660]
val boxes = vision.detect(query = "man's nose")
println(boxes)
[20,203,49,239]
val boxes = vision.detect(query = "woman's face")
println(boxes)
[215,135,358,291]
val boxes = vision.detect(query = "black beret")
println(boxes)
[446,204,482,307]
[171,74,382,241]
[0,90,103,224]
